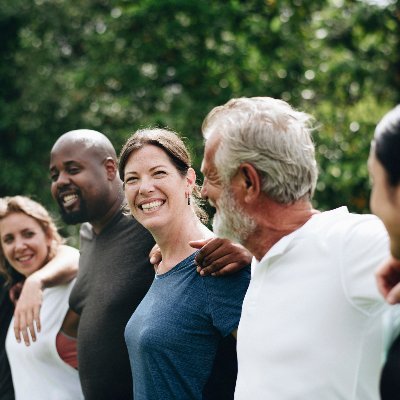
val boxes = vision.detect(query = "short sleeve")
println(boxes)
[203,267,251,337]
[341,214,389,315]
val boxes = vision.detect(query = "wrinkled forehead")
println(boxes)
[202,133,221,172]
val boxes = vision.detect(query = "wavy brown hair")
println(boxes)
[119,128,208,224]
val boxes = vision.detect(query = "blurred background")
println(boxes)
[0,0,399,241]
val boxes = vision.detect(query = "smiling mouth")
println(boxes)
[139,200,165,213]
[16,254,34,263]
[61,193,79,208]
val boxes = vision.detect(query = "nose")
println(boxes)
[138,177,155,195]
[55,171,71,188]
[14,237,27,251]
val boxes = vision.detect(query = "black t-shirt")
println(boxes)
[69,210,155,400]
[0,277,15,400]
[380,333,400,400]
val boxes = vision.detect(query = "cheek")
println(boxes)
[125,189,138,213]
[369,186,380,215]
[50,182,58,198]
[1,245,12,262]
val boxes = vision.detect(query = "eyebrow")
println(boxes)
[50,160,81,170]
[125,164,169,175]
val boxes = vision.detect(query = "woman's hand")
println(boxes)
[13,244,79,346]
[13,275,43,346]
[189,237,252,276]
[376,255,400,304]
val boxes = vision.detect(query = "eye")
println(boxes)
[50,172,59,182]
[2,235,13,245]
[22,231,35,239]
[67,167,80,175]
[125,176,138,186]
[154,170,167,178]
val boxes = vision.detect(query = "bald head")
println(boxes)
[50,129,123,229]
[52,129,117,161]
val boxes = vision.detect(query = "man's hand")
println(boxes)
[189,237,252,276]
[149,244,161,272]
[376,255,400,304]
[13,274,43,345]
[9,281,23,305]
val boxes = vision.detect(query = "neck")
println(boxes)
[153,212,212,273]
[245,198,319,260]
[91,188,124,234]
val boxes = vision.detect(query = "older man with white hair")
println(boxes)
[200,97,392,400]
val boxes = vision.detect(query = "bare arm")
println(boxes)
[14,244,79,345]
[376,255,400,304]
[189,237,252,277]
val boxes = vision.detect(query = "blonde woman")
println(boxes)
[0,196,83,400]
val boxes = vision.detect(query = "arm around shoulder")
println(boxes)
[13,245,79,346]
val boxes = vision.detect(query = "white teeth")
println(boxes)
[17,255,33,262]
[62,194,78,206]
[141,201,163,211]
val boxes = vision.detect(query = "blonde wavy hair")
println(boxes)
[0,196,64,286]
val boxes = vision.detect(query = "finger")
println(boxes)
[375,271,391,298]
[150,252,161,265]
[200,261,244,277]
[27,310,37,342]
[149,244,162,265]
[33,305,41,333]
[195,239,224,267]
[198,253,234,275]
[18,314,31,346]
[13,316,22,343]
[387,284,400,305]
[189,238,212,249]
[211,263,246,277]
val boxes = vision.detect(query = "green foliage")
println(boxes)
[0,0,399,237]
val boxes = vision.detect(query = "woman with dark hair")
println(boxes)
[0,196,83,400]
[368,105,400,399]
[119,128,250,400]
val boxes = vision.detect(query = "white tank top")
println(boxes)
[6,280,84,400]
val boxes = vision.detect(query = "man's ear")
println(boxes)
[238,163,261,203]
[104,157,118,180]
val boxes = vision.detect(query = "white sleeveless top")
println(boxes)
[6,280,84,400]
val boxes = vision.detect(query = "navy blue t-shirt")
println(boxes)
[124,251,250,400]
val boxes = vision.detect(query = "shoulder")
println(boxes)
[312,208,387,245]
[80,222,94,240]
[202,266,251,294]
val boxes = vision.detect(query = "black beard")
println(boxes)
[58,198,90,225]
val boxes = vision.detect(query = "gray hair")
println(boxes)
[202,97,318,204]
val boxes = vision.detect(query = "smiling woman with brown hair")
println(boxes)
[119,128,250,400]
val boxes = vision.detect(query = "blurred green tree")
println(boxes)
[0,0,399,239]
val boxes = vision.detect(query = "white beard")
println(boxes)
[212,188,256,245]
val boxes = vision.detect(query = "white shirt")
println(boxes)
[6,280,84,400]
[235,207,393,400]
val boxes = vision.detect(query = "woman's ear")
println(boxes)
[186,167,196,189]
[238,163,261,203]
